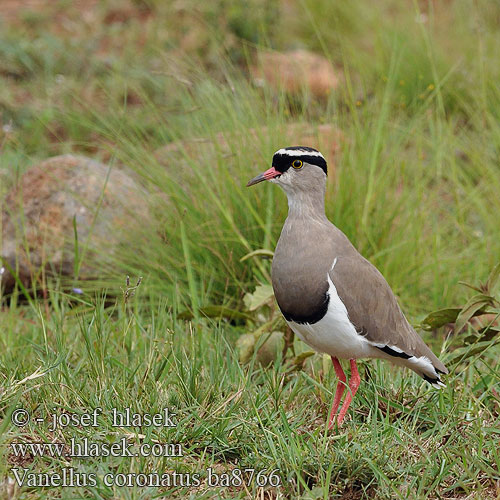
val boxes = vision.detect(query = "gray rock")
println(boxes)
[1,155,149,293]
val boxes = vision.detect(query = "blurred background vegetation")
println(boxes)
[2,0,500,318]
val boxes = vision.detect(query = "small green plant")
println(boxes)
[422,263,500,366]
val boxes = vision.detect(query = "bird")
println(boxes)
[246,146,448,428]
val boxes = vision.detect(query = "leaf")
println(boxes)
[463,325,500,345]
[292,351,315,367]
[255,331,284,366]
[236,333,257,363]
[446,338,500,367]
[237,329,284,365]
[240,249,274,262]
[454,294,493,334]
[243,284,274,311]
[421,308,462,330]
[293,350,315,364]
[458,281,486,294]
[236,316,284,364]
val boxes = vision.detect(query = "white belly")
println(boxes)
[287,274,376,360]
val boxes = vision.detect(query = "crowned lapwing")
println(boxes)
[247,146,447,428]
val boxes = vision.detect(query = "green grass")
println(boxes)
[1,290,499,498]
[1,0,500,498]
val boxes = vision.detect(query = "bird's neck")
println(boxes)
[285,187,327,222]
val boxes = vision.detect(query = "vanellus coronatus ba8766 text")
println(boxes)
[247,146,448,428]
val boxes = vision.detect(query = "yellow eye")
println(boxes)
[292,159,303,169]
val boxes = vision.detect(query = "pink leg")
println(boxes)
[328,357,346,430]
[336,359,361,426]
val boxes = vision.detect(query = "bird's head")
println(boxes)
[246,147,327,195]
